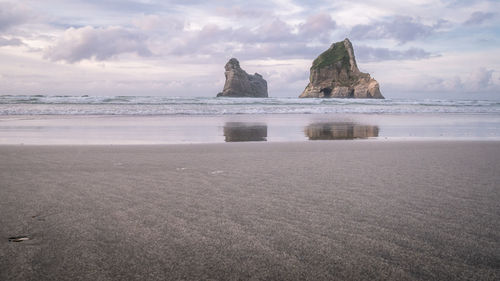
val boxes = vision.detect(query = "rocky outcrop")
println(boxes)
[299,39,384,99]
[217,58,268,98]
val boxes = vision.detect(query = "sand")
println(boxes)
[1,141,499,280]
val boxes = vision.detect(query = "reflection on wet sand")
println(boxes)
[305,122,379,140]
[224,122,267,142]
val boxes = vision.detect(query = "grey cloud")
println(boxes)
[170,28,323,61]
[169,24,234,56]
[0,36,22,46]
[60,0,272,15]
[445,0,495,8]
[71,0,164,13]
[470,67,494,90]
[350,16,439,43]
[169,14,336,59]
[356,46,434,62]
[298,13,336,40]
[168,20,295,56]
[0,2,32,32]
[420,68,498,93]
[215,6,272,18]
[464,11,495,25]
[133,15,183,32]
[44,26,152,63]
[442,76,464,91]
[266,68,309,84]
[234,43,323,60]
[255,19,295,42]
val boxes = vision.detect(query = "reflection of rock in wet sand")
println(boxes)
[305,122,379,140]
[224,123,267,142]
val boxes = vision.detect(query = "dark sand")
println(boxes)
[1,141,499,280]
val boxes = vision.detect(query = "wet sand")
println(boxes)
[1,113,500,144]
[1,141,499,280]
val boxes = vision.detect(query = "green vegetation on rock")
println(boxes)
[311,41,351,71]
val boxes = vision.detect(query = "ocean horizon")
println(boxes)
[1,95,500,115]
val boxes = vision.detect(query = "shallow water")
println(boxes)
[1,114,499,144]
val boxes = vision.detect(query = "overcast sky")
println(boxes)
[0,0,499,98]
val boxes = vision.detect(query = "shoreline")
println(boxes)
[1,113,500,145]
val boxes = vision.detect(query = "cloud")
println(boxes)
[167,19,293,57]
[233,43,323,60]
[163,13,437,63]
[215,6,272,18]
[415,68,497,93]
[355,46,434,62]
[442,76,464,91]
[254,19,295,42]
[133,14,183,32]
[350,16,441,43]
[70,0,164,13]
[0,2,33,32]
[468,67,494,90]
[464,11,495,25]
[263,68,309,84]
[1,0,499,98]
[168,24,233,57]
[0,36,22,46]
[44,26,152,63]
[298,13,336,39]
[168,14,337,60]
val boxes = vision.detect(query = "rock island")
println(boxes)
[217,58,268,98]
[300,38,384,99]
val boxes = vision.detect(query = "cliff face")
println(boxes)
[217,58,268,98]
[299,39,384,99]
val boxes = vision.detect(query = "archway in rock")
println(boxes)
[320,87,332,98]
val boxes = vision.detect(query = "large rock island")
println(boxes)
[299,38,383,99]
[217,58,268,98]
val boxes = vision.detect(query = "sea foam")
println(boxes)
[0,95,499,115]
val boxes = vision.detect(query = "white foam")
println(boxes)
[0,95,499,115]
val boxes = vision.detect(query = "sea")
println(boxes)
[1,95,499,115]
[1,95,500,144]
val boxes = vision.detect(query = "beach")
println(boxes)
[2,0,499,280]
[1,141,499,280]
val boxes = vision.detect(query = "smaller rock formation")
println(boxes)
[217,58,268,98]
[300,38,384,99]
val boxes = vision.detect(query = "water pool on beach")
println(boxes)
[1,113,499,144]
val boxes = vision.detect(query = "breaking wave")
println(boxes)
[1,95,499,115]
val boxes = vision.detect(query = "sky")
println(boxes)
[0,0,499,99]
